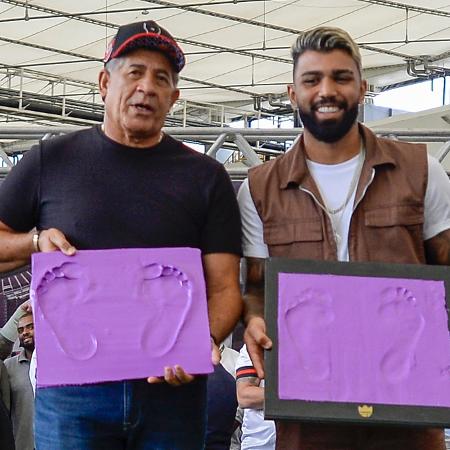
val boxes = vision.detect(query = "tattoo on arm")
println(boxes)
[236,376,261,386]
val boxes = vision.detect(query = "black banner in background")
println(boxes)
[0,265,31,327]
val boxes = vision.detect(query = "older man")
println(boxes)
[238,27,450,450]
[0,20,242,449]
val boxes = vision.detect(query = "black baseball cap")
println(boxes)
[103,20,185,72]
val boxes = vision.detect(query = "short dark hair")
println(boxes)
[291,27,362,77]
[18,312,33,324]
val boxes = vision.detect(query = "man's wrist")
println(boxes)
[243,311,264,326]
[210,334,219,346]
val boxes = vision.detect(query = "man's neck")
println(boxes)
[303,123,361,164]
[24,349,32,361]
[102,123,163,148]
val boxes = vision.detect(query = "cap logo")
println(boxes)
[143,22,161,34]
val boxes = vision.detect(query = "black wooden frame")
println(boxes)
[264,258,450,427]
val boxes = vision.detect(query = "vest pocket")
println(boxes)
[365,204,424,227]
[263,220,323,259]
[363,204,425,263]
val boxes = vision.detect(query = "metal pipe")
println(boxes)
[3,127,450,142]
[206,133,228,158]
[436,140,450,163]
[0,148,13,167]
[233,133,262,167]
[406,60,429,78]
[62,78,66,117]
[0,128,448,138]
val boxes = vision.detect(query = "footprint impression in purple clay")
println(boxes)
[139,263,193,357]
[285,289,335,382]
[378,286,425,383]
[36,262,98,361]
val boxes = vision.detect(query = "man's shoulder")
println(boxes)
[375,135,426,152]
[166,136,227,174]
[362,124,426,156]
[248,146,297,181]
[4,354,19,369]
[39,126,97,152]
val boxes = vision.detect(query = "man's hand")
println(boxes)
[0,220,75,267]
[38,228,76,255]
[210,336,221,366]
[146,336,220,386]
[147,365,195,386]
[19,300,32,314]
[244,316,272,379]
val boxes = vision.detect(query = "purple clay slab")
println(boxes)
[278,273,450,408]
[31,248,213,387]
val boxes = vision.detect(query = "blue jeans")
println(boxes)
[35,378,207,450]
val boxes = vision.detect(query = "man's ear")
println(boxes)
[287,84,297,109]
[170,88,180,108]
[98,69,109,102]
[359,79,368,104]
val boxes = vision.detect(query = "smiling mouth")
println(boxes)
[316,105,341,113]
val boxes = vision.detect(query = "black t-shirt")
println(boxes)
[0,126,241,254]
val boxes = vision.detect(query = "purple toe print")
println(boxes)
[285,288,334,382]
[140,263,193,357]
[378,287,425,383]
[37,262,97,361]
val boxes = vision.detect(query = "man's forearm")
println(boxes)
[242,257,265,324]
[425,229,450,265]
[243,293,264,324]
[237,382,264,409]
[203,253,243,344]
[1,303,27,341]
[208,287,242,344]
[0,260,30,273]
[0,228,34,263]
[0,335,13,361]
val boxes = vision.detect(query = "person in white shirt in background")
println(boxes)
[236,344,276,449]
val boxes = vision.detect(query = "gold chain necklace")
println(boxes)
[316,147,366,216]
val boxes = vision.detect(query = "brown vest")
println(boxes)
[249,124,428,264]
[249,124,445,450]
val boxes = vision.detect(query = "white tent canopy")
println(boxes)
[1,0,450,125]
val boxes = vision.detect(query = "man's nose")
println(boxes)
[318,77,337,98]
[136,76,156,94]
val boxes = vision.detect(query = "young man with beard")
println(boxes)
[238,27,450,450]
[0,19,242,449]
[5,313,35,450]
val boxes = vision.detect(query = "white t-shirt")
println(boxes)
[236,345,276,450]
[238,153,450,261]
[29,350,36,396]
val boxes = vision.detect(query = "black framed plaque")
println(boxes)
[264,258,450,427]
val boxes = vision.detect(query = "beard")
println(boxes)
[298,99,359,143]
[19,339,34,352]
